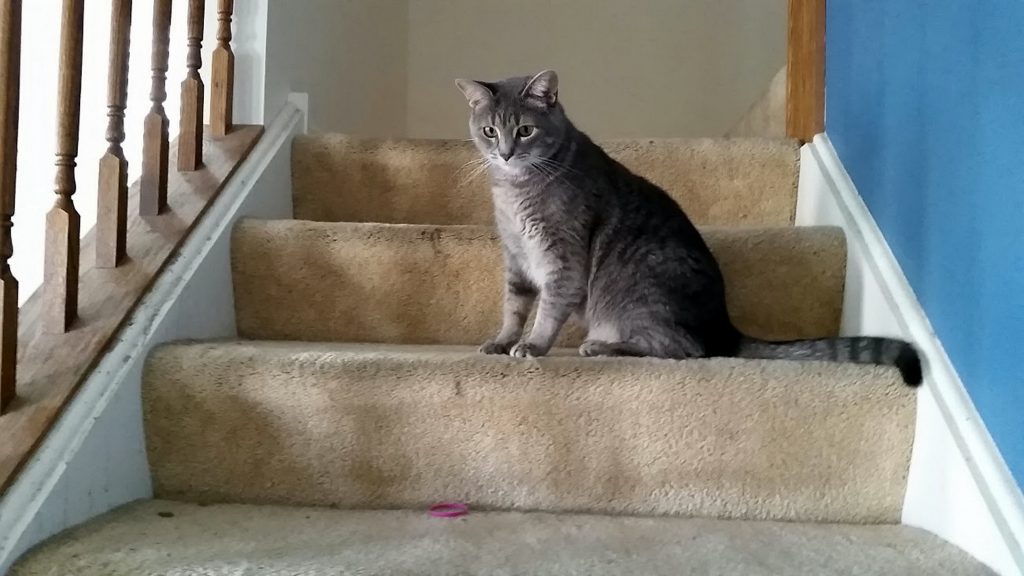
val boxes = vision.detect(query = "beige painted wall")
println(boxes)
[406,0,787,139]
[265,0,408,135]
[261,1,786,138]
[727,65,788,139]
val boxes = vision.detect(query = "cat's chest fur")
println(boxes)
[491,183,569,285]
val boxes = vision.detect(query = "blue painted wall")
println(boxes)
[826,2,1024,485]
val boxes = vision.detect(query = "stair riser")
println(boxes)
[292,136,799,226]
[143,343,915,524]
[232,222,846,345]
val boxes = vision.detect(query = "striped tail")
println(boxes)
[735,336,922,386]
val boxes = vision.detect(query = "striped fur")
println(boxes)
[737,337,922,386]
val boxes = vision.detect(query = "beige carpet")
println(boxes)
[232,220,846,344]
[12,133,992,573]
[11,500,995,576]
[143,341,914,524]
[292,135,799,226]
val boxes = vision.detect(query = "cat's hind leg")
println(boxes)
[579,324,705,359]
[579,340,648,357]
[578,322,652,357]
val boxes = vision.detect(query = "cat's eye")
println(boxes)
[482,126,498,138]
[517,125,536,138]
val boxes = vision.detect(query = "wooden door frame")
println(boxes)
[786,0,826,142]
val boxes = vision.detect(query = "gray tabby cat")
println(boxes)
[456,70,922,386]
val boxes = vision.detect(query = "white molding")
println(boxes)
[797,134,1024,576]
[288,92,310,133]
[0,101,305,574]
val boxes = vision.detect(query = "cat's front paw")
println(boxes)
[479,339,515,355]
[509,342,547,359]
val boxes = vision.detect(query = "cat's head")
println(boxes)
[455,70,568,176]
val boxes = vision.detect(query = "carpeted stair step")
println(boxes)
[11,500,995,576]
[232,220,846,345]
[142,341,914,524]
[291,135,800,227]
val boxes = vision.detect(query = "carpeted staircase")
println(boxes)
[11,135,995,575]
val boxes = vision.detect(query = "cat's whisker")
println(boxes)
[526,159,556,180]
[531,157,575,179]
[452,157,491,188]
[455,158,493,189]
[527,158,581,193]
[453,157,488,177]
[457,169,484,189]
[533,156,583,177]
[532,159,562,177]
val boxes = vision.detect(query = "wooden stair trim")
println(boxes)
[0,125,262,496]
[786,0,826,142]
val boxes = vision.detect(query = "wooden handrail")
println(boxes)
[178,0,205,171]
[210,0,234,137]
[786,0,826,142]
[43,0,85,333]
[0,0,20,413]
[141,0,172,215]
[0,0,264,496]
[96,0,132,268]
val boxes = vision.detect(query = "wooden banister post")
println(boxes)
[786,0,826,142]
[210,0,234,137]
[97,0,132,268]
[0,0,21,413]
[43,0,84,334]
[141,0,171,215]
[177,0,205,171]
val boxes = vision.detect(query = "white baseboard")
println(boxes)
[797,134,1024,576]
[0,100,306,574]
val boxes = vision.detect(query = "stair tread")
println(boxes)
[143,340,914,524]
[12,500,994,576]
[291,134,800,227]
[231,219,846,344]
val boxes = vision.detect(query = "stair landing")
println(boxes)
[10,500,996,576]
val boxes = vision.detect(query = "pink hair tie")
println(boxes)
[429,502,468,518]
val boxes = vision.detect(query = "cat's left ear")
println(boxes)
[523,70,559,107]
[455,79,493,109]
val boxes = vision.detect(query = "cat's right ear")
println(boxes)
[455,79,493,109]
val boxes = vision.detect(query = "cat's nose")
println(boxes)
[500,150,514,162]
